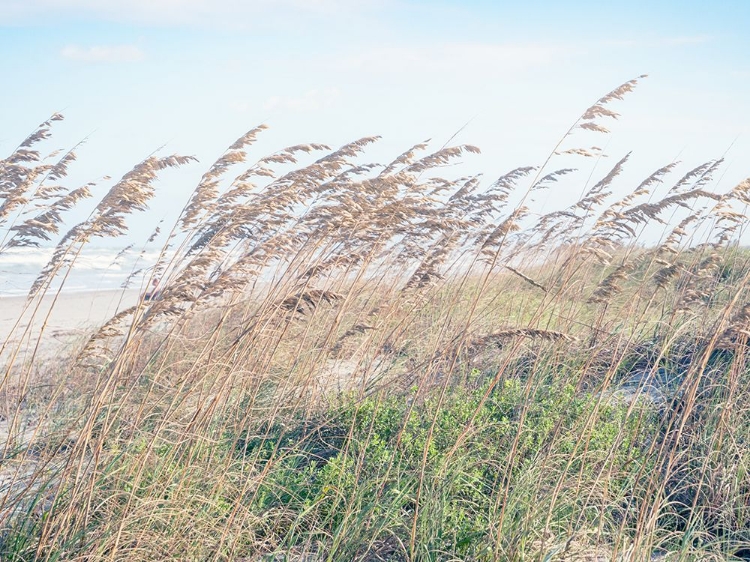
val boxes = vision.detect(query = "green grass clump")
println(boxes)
[236,376,653,560]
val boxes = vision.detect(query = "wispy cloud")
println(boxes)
[263,88,341,112]
[60,44,145,62]
[605,35,713,48]
[1,0,381,26]
[338,43,566,75]
[663,35,712,46]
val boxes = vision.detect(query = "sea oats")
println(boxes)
[8,183,93,247]
[380,140,431,176]
[404,144,480,174]
[27,154,194,297]
[480,206,528,256]
[556,147,604,158]
[532,168,576,191]
[277,289,342,316]
[660,215,701,255]
[0,115,67,230]
[5,78,750,562]
[91,154,196,238]
[589,263,631,303]
[473,328,578,346]
[80,305,139,359]
[653,262,681,289]
[667,161,721,195]
[574,76,647,138]
[181,126,267,230]
[595,163,679,230]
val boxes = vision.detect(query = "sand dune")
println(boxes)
[0,290,141,363]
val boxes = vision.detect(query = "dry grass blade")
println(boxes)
[503,265,547,292]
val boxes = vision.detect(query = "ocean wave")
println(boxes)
[0,246,158,296]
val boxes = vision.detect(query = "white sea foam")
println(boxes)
[0,246,158,296]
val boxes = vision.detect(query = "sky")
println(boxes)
[1,0,749,243]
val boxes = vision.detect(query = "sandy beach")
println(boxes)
[0,289,141,364]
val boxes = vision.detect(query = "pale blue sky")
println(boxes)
[1,0,749,242]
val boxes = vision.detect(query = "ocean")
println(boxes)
[0,246,160,297]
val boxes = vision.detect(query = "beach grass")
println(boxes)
[2,78,750,560]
